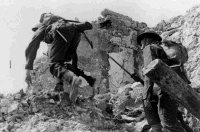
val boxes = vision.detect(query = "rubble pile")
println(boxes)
[0,82,150,132]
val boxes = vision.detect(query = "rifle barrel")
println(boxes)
[108,54,144,85]
[108,55,132,76]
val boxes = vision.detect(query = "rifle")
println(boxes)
[75,18,93,49]
[108,55,144,85]
[58,17,94,49]
[63,19,80,23]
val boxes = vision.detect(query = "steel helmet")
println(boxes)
[137,31,162,45]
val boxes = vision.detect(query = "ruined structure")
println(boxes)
[32,8,147,95]
[1,5,200,132]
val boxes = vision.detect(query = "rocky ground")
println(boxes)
[0,83,148,132]
[0,81,199,132]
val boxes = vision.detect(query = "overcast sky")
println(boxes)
[0,0,199,94]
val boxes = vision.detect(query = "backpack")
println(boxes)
[40,13,63,25]
[160,40,188,65]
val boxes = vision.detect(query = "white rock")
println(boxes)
[121,114,136,122]
[7,102,19,115]
[124,20,132,27]
[134,119,148,131]
[14,94,21,100]
[21,100,29,107]
[14,123,21,128]
[31,106,38,113]
[10,128,17,132]
[117,84,132,94]
[17,106,27,114]
[30,128,39,132]
[131,82,143,89]
[76,107,88,112]
[0,99,10,107]
[1,107,8,114]
[47,122,57,132]
[110,37,122,45]
[49,99,55,104]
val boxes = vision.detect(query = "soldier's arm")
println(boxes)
[152,45,173,66]
[70,53,83,76]
[142,45,155,100]
[25,26,46,70]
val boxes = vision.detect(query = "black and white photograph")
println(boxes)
[0,0,200,131]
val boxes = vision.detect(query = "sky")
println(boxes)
[0,0,199,94]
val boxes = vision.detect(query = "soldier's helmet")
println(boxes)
[32,12,53,32]
[137,31,162,45]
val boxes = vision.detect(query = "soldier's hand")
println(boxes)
[25,70,32,86]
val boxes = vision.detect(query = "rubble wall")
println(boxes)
[155,5,200,89]
[31,6,200,95]
[77,9,146,93]
[31,9,146,95]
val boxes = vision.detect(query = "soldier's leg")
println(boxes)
[77,70,96,87]
[48,29,81,103]
[54,78,64,92]
[49,62,81,103]
[68,52,96,87]
[143,94,162,132]
[66,63,96,87]
[157,90,185,132]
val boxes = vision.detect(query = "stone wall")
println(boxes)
[77,8,146,94]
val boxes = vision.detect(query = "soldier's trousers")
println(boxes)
[47,23,81,83]
[143,90,186,132]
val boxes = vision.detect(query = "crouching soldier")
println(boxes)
[137,31,186,132]
[25,13,96,103]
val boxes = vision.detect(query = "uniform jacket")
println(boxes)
[25,21,81,70]
[142,43,189,99]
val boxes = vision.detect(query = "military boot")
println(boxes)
[79,72,96,87]
[62,70,82,104]
[69,76,82,104]
[74,68,96,87]
[85,76,96,87]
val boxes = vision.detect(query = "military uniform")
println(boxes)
[137,31,187,132]
[25,13,95,95]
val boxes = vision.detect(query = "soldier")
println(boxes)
[137,31,186,132]
[25,13,96,103]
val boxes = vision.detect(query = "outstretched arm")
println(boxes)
[25,26,45,85]
[25,26,46,70]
